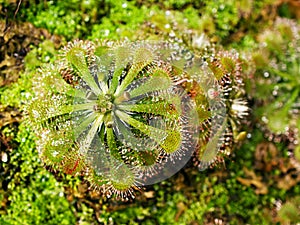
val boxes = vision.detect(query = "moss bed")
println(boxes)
[0,1,299,224]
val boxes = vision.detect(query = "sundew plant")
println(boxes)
[27,40,247,200]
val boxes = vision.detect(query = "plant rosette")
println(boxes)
[27,40,239,200]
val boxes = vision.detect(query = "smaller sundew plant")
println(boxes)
[27,39,247,200]
[253,18,300,136]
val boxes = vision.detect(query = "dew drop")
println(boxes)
[32,110,40,118]
[262,116,269,123]
[184,52,192,60]
[263,72,269,78]
[1,152,8,163]
[169,31,176,38]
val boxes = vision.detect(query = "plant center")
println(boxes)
[96,93,114,114]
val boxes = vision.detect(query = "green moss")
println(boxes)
[0,40,57,108]
[0,124,76,225]
[10,0,109,40]
[89,1,151,40]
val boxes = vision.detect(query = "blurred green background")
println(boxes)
[0,0,299,224]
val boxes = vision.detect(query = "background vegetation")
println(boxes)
[0,0,299,224]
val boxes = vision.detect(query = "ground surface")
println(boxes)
[0,1,299,224]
